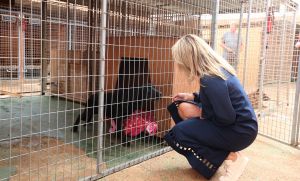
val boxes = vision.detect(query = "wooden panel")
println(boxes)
[105,36,175,90]
[50,50,88,102]
[214,27,263,93]
[50,50,67,95]
[106,36,177,136]
[68,56,88,102]
[0,0,15,6]
[49,23,68,50]
[50,36,179,135]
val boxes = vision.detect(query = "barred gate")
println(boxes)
[0,0,300,181]
[255,0,300,145]
[203,0,300,145]
[0,0,211,180]
[216,0,300,146]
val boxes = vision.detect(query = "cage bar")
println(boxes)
[0,1,299,180]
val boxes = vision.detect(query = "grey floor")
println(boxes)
[0,96,82,140]
[0,96,165,180]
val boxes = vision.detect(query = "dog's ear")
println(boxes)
[148,85,162,99]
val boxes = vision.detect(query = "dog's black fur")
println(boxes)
[72,85,163,146]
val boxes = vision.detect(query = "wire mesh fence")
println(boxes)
[215,0,299,145]
[213,0,300,145]
[0,0,299,180]
[0,0,204,180]
[255,0,299,145]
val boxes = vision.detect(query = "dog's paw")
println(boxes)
[123,142,131,147]
[71,126,78,133]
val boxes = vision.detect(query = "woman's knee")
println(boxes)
[171,119,203,146]
[177,102,202,120]
[171,124,187,143]
[172,119,197,136]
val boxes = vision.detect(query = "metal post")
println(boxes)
[277,7,287,106]
[210,0,219,50]
[291,5,300,145]
[41,0,47,95]
[198,14,203,37]
[18,14,21,80]
[88,0,95,93]
[19,14,25,82]
[286,10,298,106]
[67,0,70,51]
[93,0,98,93]
[258,0,271,114]
[97,0,107,174]
[291,56,300,145]
[235,0,245,70]
[66,0,69,98]
[242,0,252,87]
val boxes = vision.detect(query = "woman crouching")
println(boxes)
[164,34,258,181]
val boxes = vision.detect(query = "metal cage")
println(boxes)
[0,0,299,180]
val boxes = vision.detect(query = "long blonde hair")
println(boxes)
[172,34,236,81]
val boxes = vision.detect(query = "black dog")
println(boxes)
[72,85,162,145]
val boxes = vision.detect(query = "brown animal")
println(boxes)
[0,90,22,98]
[247,89,270,109]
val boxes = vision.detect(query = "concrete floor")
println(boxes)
[257,83,298,143]
[0,96,166,180]
[101,135,300,181]
[1,95,300,180]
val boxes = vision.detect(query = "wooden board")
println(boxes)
[50,36,177,135]
[202,26,263,93]
[106,36,177,137]
[49,50,88,103]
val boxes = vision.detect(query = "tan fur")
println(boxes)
[0,90,22,98]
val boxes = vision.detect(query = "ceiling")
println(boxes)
[2,0,298,16]
[8,0,246,14]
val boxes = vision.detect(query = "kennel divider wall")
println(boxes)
[50,36,178,137]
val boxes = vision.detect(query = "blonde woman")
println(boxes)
[164,34,258,181]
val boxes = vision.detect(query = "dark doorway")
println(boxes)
[115,57,151,89]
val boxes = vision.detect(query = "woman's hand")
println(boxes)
[177,102,202,120]
[173,93,194,101]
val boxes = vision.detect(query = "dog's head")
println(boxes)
[117,85,162,102]
[141,85,162,100]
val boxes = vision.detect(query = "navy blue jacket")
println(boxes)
[194,71,257,126]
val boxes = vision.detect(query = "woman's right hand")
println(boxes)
[173,93,194,102]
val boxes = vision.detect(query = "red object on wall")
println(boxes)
[22,18,27,32]
[267,16,272,33]
[267,7,274,34]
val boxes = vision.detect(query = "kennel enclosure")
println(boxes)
[1,0,300,180]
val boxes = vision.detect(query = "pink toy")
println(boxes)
[123,110,158,137]
[145,122,158,136]
[109,119,117,133]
